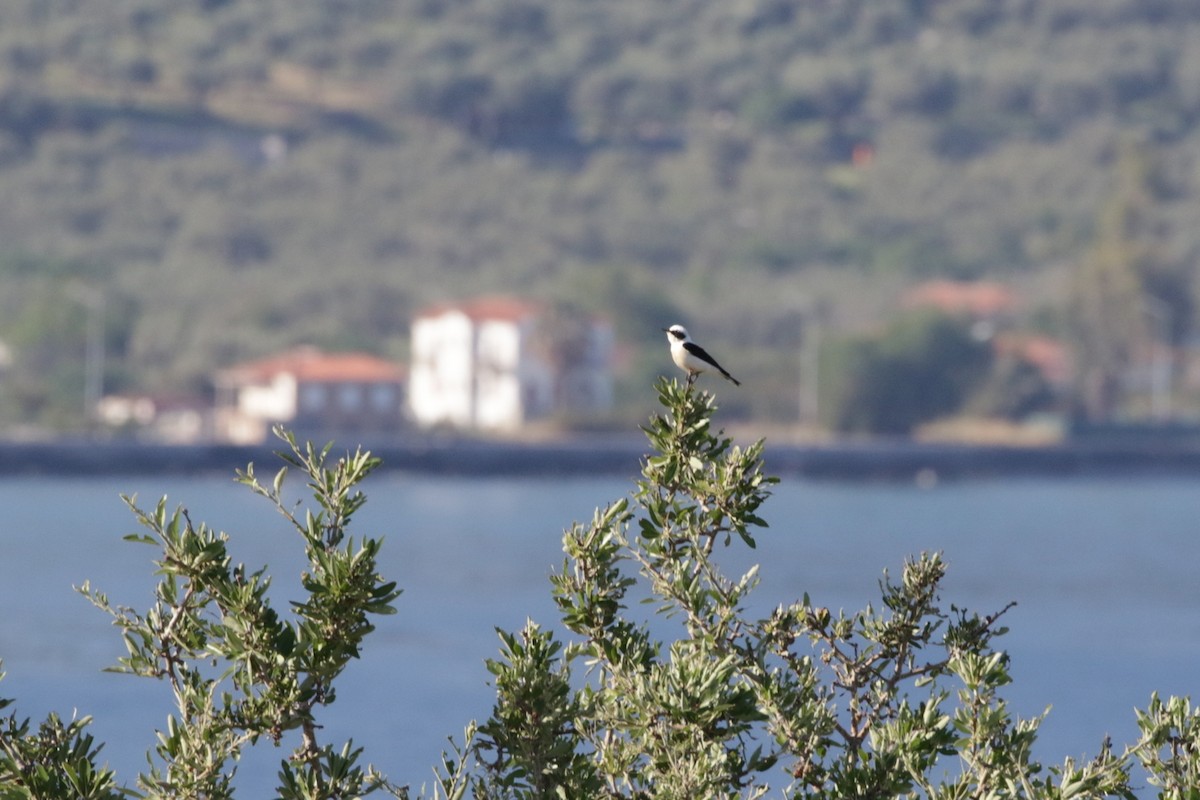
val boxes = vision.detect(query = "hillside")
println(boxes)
[0,0,1198,428]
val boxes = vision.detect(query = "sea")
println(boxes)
[1,468,1198,795]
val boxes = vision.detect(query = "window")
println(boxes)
[338,384,364,412]
[370,384,397,413]
[299,384,327,412]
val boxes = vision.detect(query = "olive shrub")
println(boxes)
[448,380,1200,800]
[2,384,1199,799]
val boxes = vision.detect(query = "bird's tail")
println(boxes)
[721,368,741,386]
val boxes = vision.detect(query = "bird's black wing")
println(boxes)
[683,341,741,385]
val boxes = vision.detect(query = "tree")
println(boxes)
[446,378,1200,798]
[1068,142,1185,421]
[10,430,408,799]
[0,696,124,800]
[5,389,1200,798]
[822,310,992,435]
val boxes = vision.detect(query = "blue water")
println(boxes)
[1,469,1198,795]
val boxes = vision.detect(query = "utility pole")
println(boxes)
[801,313,820,427]
[797,300,824,429]
[1143,294,1171,421]
[67,282,105,432]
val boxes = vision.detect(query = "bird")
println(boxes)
[663,324,741,386]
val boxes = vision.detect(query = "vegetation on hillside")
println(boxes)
[0,0,1198,430]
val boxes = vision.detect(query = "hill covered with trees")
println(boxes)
[0,0,1198,430]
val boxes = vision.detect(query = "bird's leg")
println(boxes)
[686,372,697,387]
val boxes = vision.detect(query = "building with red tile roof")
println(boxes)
[213,346,406,444]
[994,332,1072,386]
[902,279,1021,319]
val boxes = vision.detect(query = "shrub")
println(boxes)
[443,379,1199,798]
[4,386,1200,798]
[62,431,400,799]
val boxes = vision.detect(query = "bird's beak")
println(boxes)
[661,327,670,332]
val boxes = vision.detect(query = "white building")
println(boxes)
[213,346,406,444]
[97,393,210,442]
[409,296,613,431]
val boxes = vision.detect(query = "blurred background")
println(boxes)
[3,3,1200,792]
[0,0,1198,443]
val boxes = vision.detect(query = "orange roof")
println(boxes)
[219,346,405,384]
[994,333,1071,385]
[415,295,544,323]
[902,280,1021,317]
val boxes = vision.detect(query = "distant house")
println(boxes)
[993,333,1072,387]
[408,296,613,431]
[902,279,1021,321]
[97,393,210,443]
[213,346,406,444]
[904,280,1071,388]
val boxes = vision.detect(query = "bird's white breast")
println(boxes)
[670,340,702,372]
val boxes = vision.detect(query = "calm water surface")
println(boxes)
[1,469,1198,794]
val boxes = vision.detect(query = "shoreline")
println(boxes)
[2,435,1200,480]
